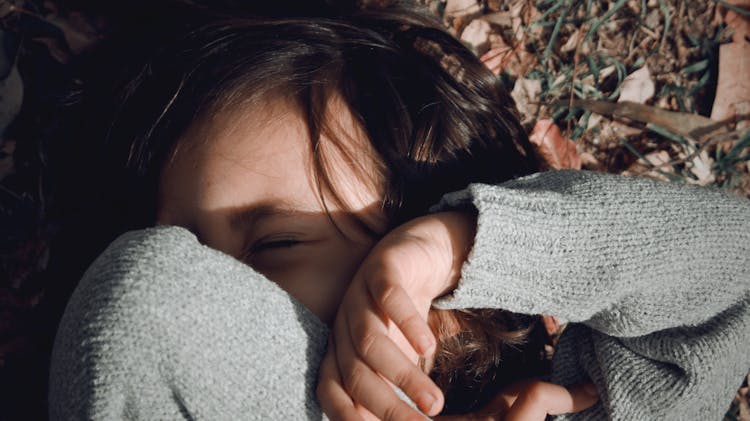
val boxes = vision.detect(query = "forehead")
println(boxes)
[157,91,387,231]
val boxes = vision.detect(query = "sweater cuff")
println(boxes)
[427,170,576,316]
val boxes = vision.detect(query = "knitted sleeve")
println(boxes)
[429,169,750,421]
[48,226,332,420]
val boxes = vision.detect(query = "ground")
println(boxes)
[0,0,749,419]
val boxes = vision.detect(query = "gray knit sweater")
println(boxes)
[48,169,750,420]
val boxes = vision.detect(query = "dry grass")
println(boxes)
[423,0,750,418]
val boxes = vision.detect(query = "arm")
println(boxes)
[429,169,750,420]
[48,226,331,420]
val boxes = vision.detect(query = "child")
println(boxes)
[53,0,547,415]
[47,0,750,420]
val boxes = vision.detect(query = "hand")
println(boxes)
[434,380,600,421]
[316,210,477,421]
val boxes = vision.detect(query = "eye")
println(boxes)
[243,237,302,260]
[254,239,301,252]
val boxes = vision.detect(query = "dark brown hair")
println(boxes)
[50,0,546,415]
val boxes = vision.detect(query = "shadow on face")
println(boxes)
[156,91,388,324]
[172,202,385,325]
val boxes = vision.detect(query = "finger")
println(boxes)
[547,382,599,415]
[366,273,435,357]
[316,335,364,421]
[353,401,383,421]
[504,381,599,421]
[344,287,444,416]
[336,313,437,421]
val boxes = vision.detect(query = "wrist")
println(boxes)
[424,209,478,299]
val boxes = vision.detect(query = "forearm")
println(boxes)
[549,293,750,421]
[426,169,750,420]
[428,169,750,337]
[49,226,330,420]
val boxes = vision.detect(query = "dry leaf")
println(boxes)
[586,113,603,130]
[579,151,601,170]
[686,149,716,186]
[529,120,582,170]
[618,65,655,104]
[622,150,675,182]
[560,29,581,53]
[511,77,541,123]
[711,1,750,123]
[720,0,750,41]
[444,0,482,20]
[479,36,534,77]
[460,18,492,55]
[481,11,512,28]
[712,0,750,120]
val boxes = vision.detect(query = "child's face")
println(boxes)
[157,92,388,324]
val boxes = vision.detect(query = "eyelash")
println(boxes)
[244,238,301,259]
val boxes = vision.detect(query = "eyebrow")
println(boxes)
[229,202,308,232]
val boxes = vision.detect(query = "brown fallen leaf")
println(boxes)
[711,0,750,124]
[460,18,492,56]
[510,77,541,123]
[480,11,512,27]
[720,0,750,40]
[444,0,483,20]
[579,151,602,170]
[480,35,535,77]
[711,30,750,120]
[529,120,582,170]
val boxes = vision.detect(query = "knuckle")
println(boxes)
[343,363,367,397]
[354,330,379,358]
[381,403,401,421]
[391,366,413,390]
[374,281,400,308]
[401,312,423,329]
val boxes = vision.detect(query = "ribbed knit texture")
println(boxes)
[49,169,750,420]
[48,227,331,420]
[430,169,750,420]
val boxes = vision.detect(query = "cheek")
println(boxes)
[255,241,374,325]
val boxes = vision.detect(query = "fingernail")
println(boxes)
[417,335,434,355]
[416,392,438,415]
[583,383,598,396]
